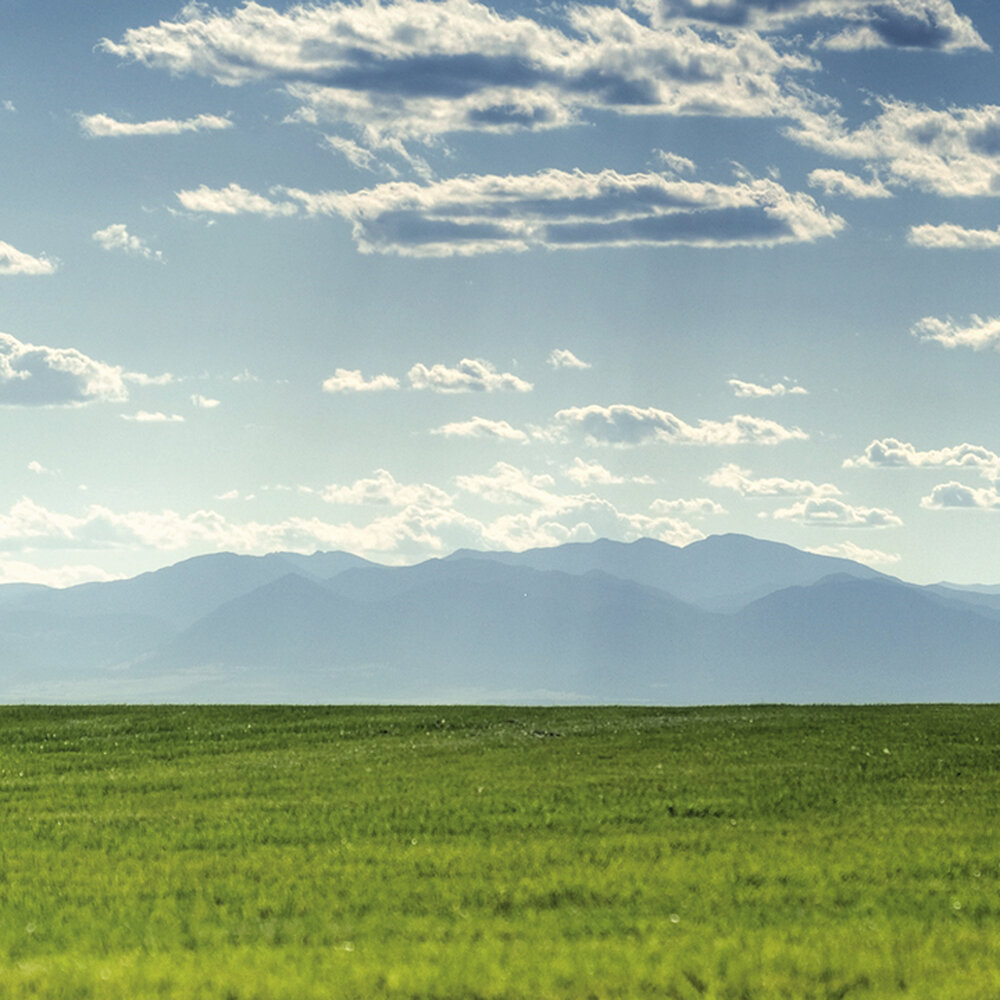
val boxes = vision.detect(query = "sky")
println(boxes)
[2,0,1000,588]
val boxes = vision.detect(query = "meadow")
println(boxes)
[0,704,998,999]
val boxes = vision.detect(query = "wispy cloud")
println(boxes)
[176,183,297,217]
[431,417,529,442]
[911,314,1000,349]
[78,112,232,137]
[321,469,452,507]
[120,411,185,423]
[908,222,1000,248]
[807,168,891,199]
[728,377,808,398]
[92,223,163,261]
[706,463,840,496]
[322,368,400,393]
[547,404,807,447]
[807,541,900,567]
[563,458,654,486]
[0,241,56,276]
[548,348,592,370]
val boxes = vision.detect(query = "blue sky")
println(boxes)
[3,0,1000,586]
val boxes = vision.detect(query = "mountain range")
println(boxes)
[2,534,998,704]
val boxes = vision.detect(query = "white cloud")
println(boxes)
[191,394,221,409]
[807,168,891,199]
[649,496,726,516]
[706,463,840,497]
[78,112,232,137]
[548,348,592,370]
[323,134,384,172]
[908,223,1000,248]
[408,358,532,393]
[431,417,529,442]
[2,101,15,113]
[655,150,697,174]
[100,0,818,149]
[646,0,987,53]
[806,541,901,567]
[0,241,56,276]
[455,461,705,549]
[27,460,53,476]
[563,458,654,486]
[844,438,1000,479]
[547,404,807,447]
[911,314,1000,350]
[0,558,119,588]
[285,169,844,257]
[322,368,400,393]
[177,183,298,217]
[789,99,1000,198]
[920,481,1000,510]
[120,411,185,423]
[728,377,808,398]
[92,223,163,261]
[772,496,903,528]
[0,332,128,406]
[124,371,174,387]
[322,469,452,507]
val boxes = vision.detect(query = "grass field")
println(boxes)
[0,704,998,998]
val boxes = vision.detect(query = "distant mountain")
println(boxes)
[445,533,887,610]
[2,535,999,704]
[16,550,373,628]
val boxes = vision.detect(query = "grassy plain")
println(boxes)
[0,704,998,998]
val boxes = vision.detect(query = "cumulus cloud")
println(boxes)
[789,99,1000,198]
[563,458,654,486]
[547,404,807,447]
[177,182,298,217]
[645,0,986,52]
[100,0,818,152]
[911,314,1000,350]
[0,332,128,407]
[431,417,529,441]
[920,481,1000,510]
[92,223,163,261]
[78,112,232,137]
[649,496,726,515]
[321,469,452,507]
[908,223,1000,248]
[806,541,901,567]
[322,368,400,392]
[844,438,1000,479]
[191,394,221,409]
[0,241,56,276]
[0,559,119,588]
[408,358,532,393]
[706,463,841,497]
[728,377,808,398]
[285,169,844,256]
[455,461,705,548]
[548,348,592,370]
[772,496,903,528]
[807,168,892,198]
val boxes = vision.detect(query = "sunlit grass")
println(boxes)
[0,704,998,998]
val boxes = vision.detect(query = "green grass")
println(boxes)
[0,704,999,998]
